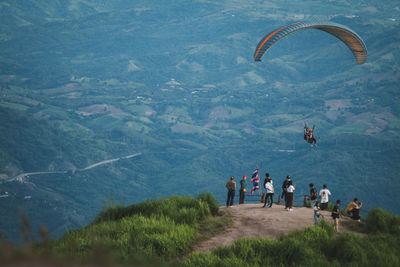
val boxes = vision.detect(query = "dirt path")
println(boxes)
[194,203,352,252]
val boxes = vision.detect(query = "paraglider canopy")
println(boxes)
[254,21,367,64]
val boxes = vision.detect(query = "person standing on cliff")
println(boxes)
[281,175,291,202]
[309,183,318,208]
[263,173,274,208]
[286,180,295,211]
[331,200,342,232]
[226,176,236,207]
[313,201,324,225]
[239,175,247,204]
[319,184,331,210]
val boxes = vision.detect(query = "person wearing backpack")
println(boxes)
[309,183,318,208]
[281,175,291,202]
[263,173,274,208]
[331,200,342,232]
[225,176,236,207]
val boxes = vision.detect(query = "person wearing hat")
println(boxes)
[285,180,296,211]
[226,176,236,207]
[239,175,247,204]
[263,173,274,208]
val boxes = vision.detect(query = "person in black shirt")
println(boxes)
[281,175,291,202]
[239,175,247,204]
[331,200,342,232]
[225,176,236,207]
[309,183,317,208]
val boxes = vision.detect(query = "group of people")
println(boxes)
[225,174,296,210]
[309,183,363,230]
[226,175,363,232]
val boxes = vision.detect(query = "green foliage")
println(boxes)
[196,213,233,243]
[50,215,195,263]
[196,192,220,216]
[365,207,400,235]
[26,194,221,264]
[184,220,400,267]
[93,194,213,225]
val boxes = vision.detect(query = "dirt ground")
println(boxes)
[194,203,353,252]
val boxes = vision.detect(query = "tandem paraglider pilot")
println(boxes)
[226,176,236,207]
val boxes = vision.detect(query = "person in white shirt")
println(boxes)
[285,180,295,211]
[319,184,331,210]
[263,173,274,208]
[313,202,324,225]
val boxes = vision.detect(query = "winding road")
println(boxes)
[1,152,142,184]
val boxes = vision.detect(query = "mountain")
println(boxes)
[0,0,399,243]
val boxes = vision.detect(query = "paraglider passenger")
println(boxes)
[226,176,236,207]
[239,175,247,204]
[304,126,309,141]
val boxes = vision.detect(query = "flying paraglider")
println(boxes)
[304,123,317,146]
[254,21,367,64]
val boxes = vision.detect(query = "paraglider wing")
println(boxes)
[254,21,367,64]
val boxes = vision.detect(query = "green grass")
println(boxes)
[184,208,400,267]
[0,193,225,266]
[1,196,400,267]
[196,211,233,244]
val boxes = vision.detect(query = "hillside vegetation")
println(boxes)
[1,194,400,267]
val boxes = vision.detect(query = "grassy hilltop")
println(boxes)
[1,194,400,267]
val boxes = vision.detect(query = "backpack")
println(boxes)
[263,178,268,189]
[282,180,289,191]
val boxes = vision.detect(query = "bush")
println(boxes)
[29,194,222,265]
[196,192,219,216]
[93,194,215,225]
[365,207,400,235]
[50,215,196,262]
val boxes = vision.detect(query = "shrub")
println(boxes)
[365,207,400,235]
[51,214,196,263]
[196,192,219,216]
[93,194,215,225]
